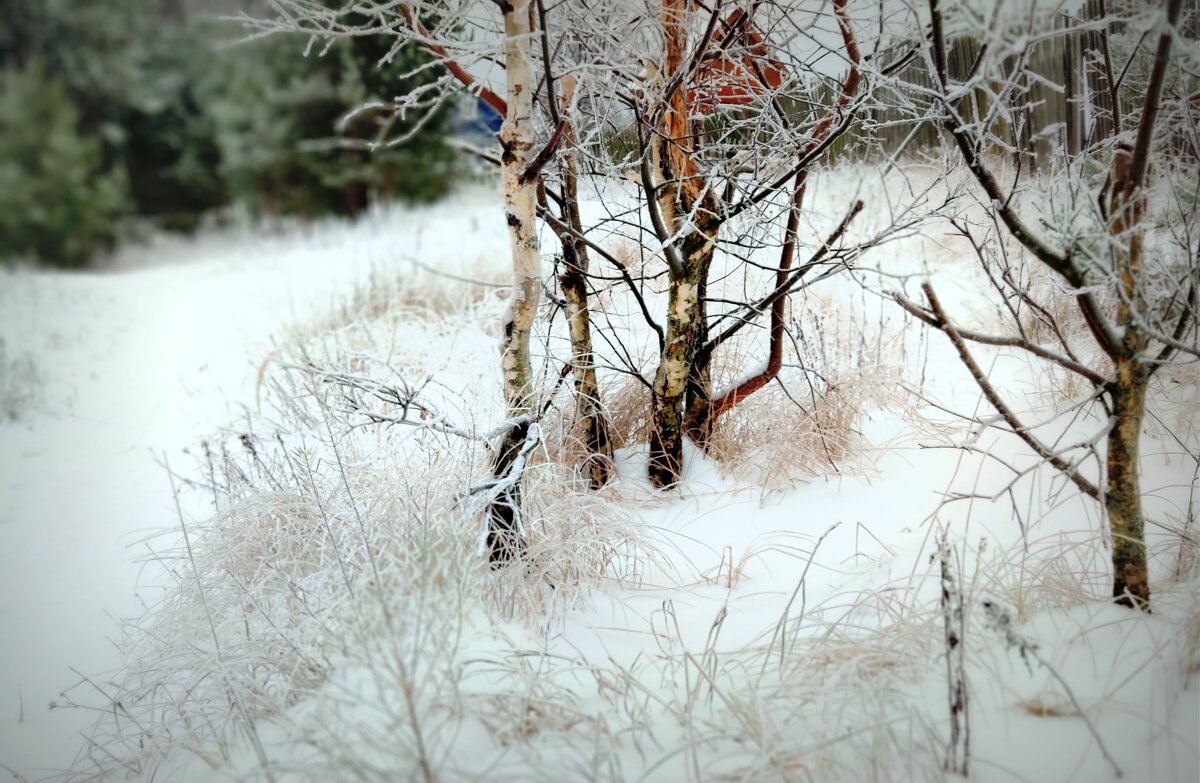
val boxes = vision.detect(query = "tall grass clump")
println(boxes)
[59,274,657,780]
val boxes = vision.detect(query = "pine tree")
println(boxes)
[0,61,128,266]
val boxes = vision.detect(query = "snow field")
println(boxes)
[1,168,1196,782]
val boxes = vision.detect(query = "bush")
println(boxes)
[0,61,127,266]
[0,0,464,264]
[213,31,461,219]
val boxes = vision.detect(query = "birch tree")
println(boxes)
[529,2,616,490]
[249,0,554,563]
[485,0,542,563]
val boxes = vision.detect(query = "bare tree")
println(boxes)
[619,0,873,487]
[249,1,929,501]
[892,0,1197,608]
[638,0,725,488]
[248,0,560,563]
[531,1,616,489]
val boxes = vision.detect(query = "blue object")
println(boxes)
[477,96,504,132]
[451,95,505,146]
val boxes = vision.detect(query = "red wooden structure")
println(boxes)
[688,9,786,113]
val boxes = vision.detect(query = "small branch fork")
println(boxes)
[292,365,476,441]
[705,199,866,419]
[898,283,1101,501]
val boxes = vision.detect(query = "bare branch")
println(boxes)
[919,283,1101,500]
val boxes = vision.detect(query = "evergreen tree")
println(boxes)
[0,61,128,266]
[0,0,461,264]
[214,30,459,218]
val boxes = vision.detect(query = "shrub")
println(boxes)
[0,61,128,266]
[213,30,461,219]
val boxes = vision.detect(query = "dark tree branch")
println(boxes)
[708,173,808,419]
[920,282,1101,500]
[519,118,567,184]
[1126,0,1184,191]
[724,0,863,224]
[1152,277,1198,368]
[892,294,1109,387]
[702,199,864,360]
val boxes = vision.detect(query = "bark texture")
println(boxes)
[649,218,717,487]
[1106,359,1149,607]
[556,96,614,489]
[646,0,720,487]
[489,1,540,564]
[1097,0,1185,609]
[683,261,715,447]
[1106,141,1151,607]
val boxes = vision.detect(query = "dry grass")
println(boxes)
[598,373,655,450]
[336,259,508,322]
[703,287,912,489]
[706,366,903,489]
[0,338,44,421]
[213,491,329,584]
[61,349,666,781]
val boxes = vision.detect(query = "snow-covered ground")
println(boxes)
[1,175,1196,782]
[0,190,510,779]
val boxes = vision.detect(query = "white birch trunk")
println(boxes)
[498,1,539,423]
[489,0,541,563]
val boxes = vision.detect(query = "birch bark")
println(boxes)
[489,0,541,563]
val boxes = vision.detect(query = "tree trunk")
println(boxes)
[489,0,540,565]
[683,268,714,447]
[649,259,703,488]
[649,201,718,487]
[1106,138,1151,606]
[682,214,719,447]
[557,109,614,488]
[1107,360,1150,607]
[646,0,720,487]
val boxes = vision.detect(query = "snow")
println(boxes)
[1,172,1197,782]
[0,189,510,779]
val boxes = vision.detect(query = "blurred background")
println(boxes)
[0,0,481,268]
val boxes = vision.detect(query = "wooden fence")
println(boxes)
[831,0,1175,165]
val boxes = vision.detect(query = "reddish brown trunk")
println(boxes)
[648,0,713,488]
[702,174,807,433]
